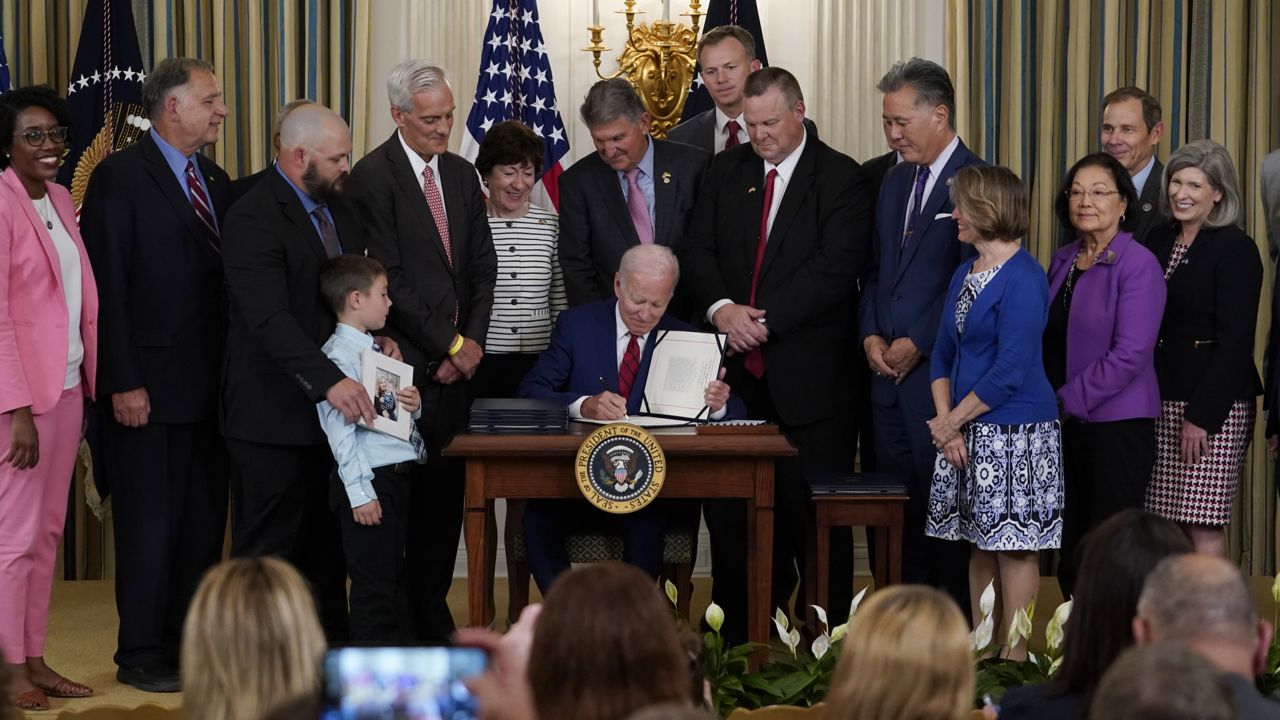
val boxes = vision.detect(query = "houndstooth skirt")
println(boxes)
[926,420,1064,551]
[1147,399,1254,526]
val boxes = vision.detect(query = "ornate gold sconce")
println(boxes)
[584,0,705,138]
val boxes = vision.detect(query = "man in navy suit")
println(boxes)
[518,245,737,592]
[859,58,984,613]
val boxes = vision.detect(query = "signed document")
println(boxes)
[640,330,726,420]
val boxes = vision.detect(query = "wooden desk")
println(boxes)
[443,425,796,652]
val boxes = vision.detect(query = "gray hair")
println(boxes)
[387,60,450,112]
[1137,553,1256,646]
[876,57,956,130]
[580,78,646,128]
[618,244,679,290]
[142,57,215,116]
[1161,139,1242,228]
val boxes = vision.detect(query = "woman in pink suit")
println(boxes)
[0,86,98,712]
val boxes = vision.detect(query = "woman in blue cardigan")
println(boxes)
[925,165,1062,660]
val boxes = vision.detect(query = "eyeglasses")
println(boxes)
[15,127,70,146]
[1066,188,1120,202]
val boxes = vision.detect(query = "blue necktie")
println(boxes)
[902,166,931,246]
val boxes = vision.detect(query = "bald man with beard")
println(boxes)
[221,104,400,641]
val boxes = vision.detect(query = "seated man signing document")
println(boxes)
[518,244,743,591]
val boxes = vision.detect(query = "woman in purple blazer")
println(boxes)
[1043,153,1165,598]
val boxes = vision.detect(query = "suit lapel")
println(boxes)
[893,141,971,286]
[598,300,622,391]
[1,171,61,284]
[739,153,767,269]
[652,141,677,246]
[196,153,230,222]
[757,141,816,282]
[141,133,219,255]
[386,134,454,273]
[698,112,717,153]
[598,157,641,247]
[270,171,329,265]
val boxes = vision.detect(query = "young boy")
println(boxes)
[317,255,426,642]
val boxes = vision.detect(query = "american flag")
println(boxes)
[0,31,10,93]
[459,0,570,210]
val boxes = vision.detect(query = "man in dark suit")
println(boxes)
[519,245,738,591]
[80,58,231,694]
[859,58,984,614]
[558,78,708,310]
[349,60,497,641]
[222,103,384,643]
[667,24,818,154]
[1101,86,1165,247]
[683,67,870,638]
[229,98,314,203]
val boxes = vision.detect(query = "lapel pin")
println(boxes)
[945,176,953,186]
[661,171,671,184]
[1143,202,1153,212]
[748,186,757,193]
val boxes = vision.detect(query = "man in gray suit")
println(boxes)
[558,79,708,310]
[668,25,817,155]
[1101,86,1165,247]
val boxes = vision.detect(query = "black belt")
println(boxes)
[1157,339,1217,349]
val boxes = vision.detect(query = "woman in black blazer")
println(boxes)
[1145,140,1263,555]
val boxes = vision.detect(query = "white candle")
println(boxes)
[592,0,600,25]
[663,0,670,21]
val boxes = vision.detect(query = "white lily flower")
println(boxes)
[810,605,829,633]
[664,579,678,607]
[970,612,994,652]
[788,628,801,658]
[979,580,996,617]
[705,602,725,633]
[1272,574,1280,605]
[830,623,848,643]
[1048,656,1064,677]
[850,587,868,618]
[1008,606,1033,648]
[773,614,791,646]
[1046,599,1072,653]
[775,608,790,631]
[812,633,831,660]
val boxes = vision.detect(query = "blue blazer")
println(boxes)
[858,139,985,404]
[518,299,744,418]
[930,248,1058,425]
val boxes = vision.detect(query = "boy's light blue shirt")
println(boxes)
[318,323,424,508]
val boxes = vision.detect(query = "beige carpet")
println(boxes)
[23,575,1280,717]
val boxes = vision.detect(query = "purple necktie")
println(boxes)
[625,167,654,245]
[902,165,931,246]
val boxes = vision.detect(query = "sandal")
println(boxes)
[35,676,94,698]
[8,687,50,711]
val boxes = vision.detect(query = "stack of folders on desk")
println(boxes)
[468,398,567,434]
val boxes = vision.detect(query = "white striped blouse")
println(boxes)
[484,203,568,353]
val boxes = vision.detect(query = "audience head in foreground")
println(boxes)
[1048,510,1192,703]
[1090,644,1235,720]
[825,585,973,720]
[180,558,326,720]
[528,562,691,720]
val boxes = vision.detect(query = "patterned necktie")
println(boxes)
[372,340,427,460]
[724,119,742,150]
[902,165,931,246]
[744,168,778,379]
[422,165,454,267]
[624,167,654,245]
[185,160,220,251]
[311,207,342,258]
[618,333,641,400]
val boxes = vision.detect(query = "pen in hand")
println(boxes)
[597,376,615,394]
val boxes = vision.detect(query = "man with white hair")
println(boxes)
[223,103,388,644]
[350,59,497,640]
[1133,553,1280,719]
[518,245,741,592]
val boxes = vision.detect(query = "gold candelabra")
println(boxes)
[584,0,705,138]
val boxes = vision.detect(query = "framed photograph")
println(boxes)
[359,348,415,441]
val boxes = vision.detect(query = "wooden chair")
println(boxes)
[804,473,909,627]
[504,500,695,621]
[728,703,825,719]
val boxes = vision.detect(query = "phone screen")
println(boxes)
[321,646,488,720]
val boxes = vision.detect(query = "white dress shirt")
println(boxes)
[36,195,84,390]
[398,129,447,225]
[713,106,750,154]
[902,134,961,230]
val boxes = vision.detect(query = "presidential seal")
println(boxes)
[575,424,667,514]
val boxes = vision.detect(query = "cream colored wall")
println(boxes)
[364,0,945,165]
[363,0,948,577]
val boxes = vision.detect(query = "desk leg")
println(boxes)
[463,460,491,627]
[888,516,903,585]
[749,459,775,668]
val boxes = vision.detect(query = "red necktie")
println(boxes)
[724,120,742,150]
[744,169,777,378]
[423,165,454,267]
[185,160,219,252]
[618,333,641,400]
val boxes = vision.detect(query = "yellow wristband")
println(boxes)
[448,334,465,356]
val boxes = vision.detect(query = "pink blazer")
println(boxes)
[0,169,99,415]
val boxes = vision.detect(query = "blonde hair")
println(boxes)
[824,585,973,720]
[181,558,326,720]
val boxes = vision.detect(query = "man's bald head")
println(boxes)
[1137,553,1257,647]
[277,103,352,202]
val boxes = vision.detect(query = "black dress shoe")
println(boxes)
[116,665,181,693]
